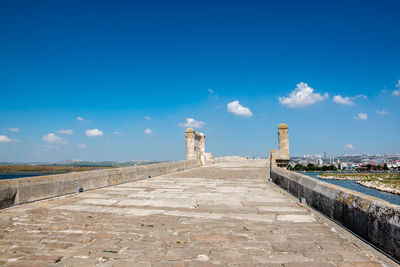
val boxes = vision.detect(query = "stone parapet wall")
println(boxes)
[270,166,400,260]
[0,160,200,210]
[213,156,248,163]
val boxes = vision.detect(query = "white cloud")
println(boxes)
[78,144,87,148]
[279,82,328,108]
[144,116,152,120]
[333,95,354,105]
[0,135,12,143]
[8,128,19,132]
[208,89,214,94]
[179,118,205,129]
[354,113,368,120]
[77,116,85,121]
[345,144,355,150]
[144,128,152,135]
[392,90,400,96]
[396,80,400,88]
[376,110,387,115]
[56,129,73,135]
[333,94,367,106]
[227,100,253,117]
[43,133,67,144]
[85,129,103,137]
[354,94,367,100]
[113,131,124,135]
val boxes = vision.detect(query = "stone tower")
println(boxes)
[269,123,290,167]
[185,128,196,161]
[185,128,206,165]
[278,123,289,156]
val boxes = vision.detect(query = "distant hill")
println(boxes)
[0,160,164,171]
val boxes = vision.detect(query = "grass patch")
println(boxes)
[103,250,118,253]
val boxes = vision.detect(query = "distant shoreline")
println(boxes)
[317,172,400,195]
[0,165,109,173]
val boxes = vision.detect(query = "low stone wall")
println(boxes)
[270,166,400,260]
[213,156,248,163]
[0,160,200,209]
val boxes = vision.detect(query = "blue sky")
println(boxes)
[1,0,399,162]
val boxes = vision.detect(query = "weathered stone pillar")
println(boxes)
[276,123,290,167]
[185,128,196,160]
[278,123,289,156]
[269,123,290,168]
[199,133,206,165]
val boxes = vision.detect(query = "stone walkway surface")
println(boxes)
[0,160,397,266]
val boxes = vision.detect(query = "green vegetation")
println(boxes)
[103,250,118,253]
[288,163,337,172]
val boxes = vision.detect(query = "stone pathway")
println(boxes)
[0,160,396,266]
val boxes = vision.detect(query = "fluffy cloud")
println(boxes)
[376,110,387,115]
[113,131,124,135]
[333,95,354,105]
[0,135,12,143]
[144,116,152,121]
[345,144,355,150]
[279,82,328,108]
[144,128,152,135]
[8,128,19,132]
[179,118,205,129]
[227,101,253,117]
[354,113,368,120]
[85,129,103,137]
[43,133,67,144]
[392,90,400,96]
[77,116,85,121]
[78,144,87,148]
[56,129,73,135]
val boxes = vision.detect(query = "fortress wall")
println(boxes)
[271,165,400,260]
[0,160,200,210]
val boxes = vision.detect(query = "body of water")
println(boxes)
[303,172,400,205]
[0,172,59,180]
